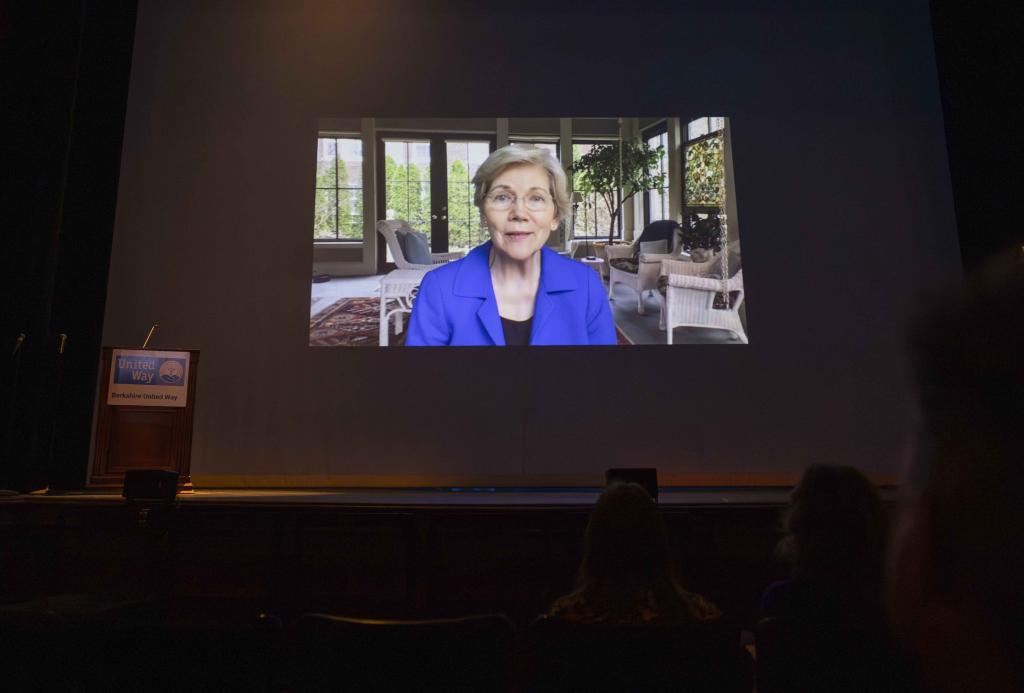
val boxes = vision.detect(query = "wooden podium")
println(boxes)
[89,347,199,490]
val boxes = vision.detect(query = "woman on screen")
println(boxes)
[405,145,616,346]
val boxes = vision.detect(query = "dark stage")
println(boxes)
[0,486,896,632]
[5,486,798,506]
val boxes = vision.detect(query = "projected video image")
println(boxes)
[309,117,747,346]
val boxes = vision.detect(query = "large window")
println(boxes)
[446,140,492,253]
[684,117,726,211]
[314,136,364,241]
[383,139,431,230]
[571,141,619,239]
[682,117,727,252]
[686,116,725,141]
[643,124,669,225]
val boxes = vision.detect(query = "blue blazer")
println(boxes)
[405,241,617,346]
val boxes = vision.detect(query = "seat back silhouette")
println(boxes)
[755,616,919,693]
[0,595,283,692]
[289,612,515,692]
[527,615,752,693]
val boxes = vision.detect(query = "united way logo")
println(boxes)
[158,359,184,384]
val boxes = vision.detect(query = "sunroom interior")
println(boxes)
[309,117,744,346]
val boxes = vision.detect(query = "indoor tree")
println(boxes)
[568,142,665,244]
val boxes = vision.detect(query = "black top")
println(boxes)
[501,316,532,346]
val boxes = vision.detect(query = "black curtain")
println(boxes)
[0,0,138,490]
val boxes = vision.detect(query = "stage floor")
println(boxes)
[0,486,892,508]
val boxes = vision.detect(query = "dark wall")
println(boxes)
[929,1,1024,270]
[12,0,1007,488]
[95,0,961,485]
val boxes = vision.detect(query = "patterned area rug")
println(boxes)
[309,296,632,347]
[310,297,399,347]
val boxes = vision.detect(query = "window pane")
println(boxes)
[467,141,490,177]
[314,188,337,239]
[574,191,611,239]
[390,181,432,233]
[687,118,709,140]
[473,214,488,249]
[709,116,725,133]
[410,142,431,174]
[571,142,620,238]
[446,140,483,255]
[384,139,431,233]
[572,143,593,237]
[337,189,363,240]
[384,183,399,220]
[447,143,470,253]
[385,178,430,233]
[385,141,409,177]
[644,132,668,224]
[337,137,362,188]
[447,187,471,253]
[595,196,613,238]
[648,188,665,223]
[316,138,336,188]
[645,132,667,156]
[445,141,471,180]
[314,136,364,241]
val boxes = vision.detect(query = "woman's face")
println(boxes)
[483,164,559,263]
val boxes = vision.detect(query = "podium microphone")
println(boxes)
[142,323,159,349]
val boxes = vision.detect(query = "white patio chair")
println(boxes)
[376,220,464,270]
[606,234,690,315]
[658,257,747,344]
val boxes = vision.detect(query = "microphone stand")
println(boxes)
[142,323,158,349]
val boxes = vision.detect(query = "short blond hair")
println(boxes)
[472,144,570,224]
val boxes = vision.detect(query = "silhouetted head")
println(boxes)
[576,482,714,621]
[779,464,886,586]
[888,254,1024,692]
[581,482,668,593]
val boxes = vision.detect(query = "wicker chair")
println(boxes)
[376,219,464,270]
[659,256,747,344]
[606,237,688,315]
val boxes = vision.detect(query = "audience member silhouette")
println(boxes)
[762,464,888,632]
[547,482,719,625]
[886,256,1024,693]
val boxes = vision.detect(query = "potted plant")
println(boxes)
[679,211,723,259]
[568,142,666,245]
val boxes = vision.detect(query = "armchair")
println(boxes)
[658,257,747,344]
[376,220,464,270]
[606,239,689,315]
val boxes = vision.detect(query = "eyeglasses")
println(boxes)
[485,190,553,212]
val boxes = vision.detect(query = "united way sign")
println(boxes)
[106,349,190,407]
